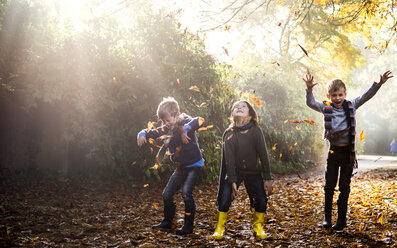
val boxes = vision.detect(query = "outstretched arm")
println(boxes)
[303,70,325,113]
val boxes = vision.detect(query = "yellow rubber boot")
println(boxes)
[253,211,268,239]
[212,211,227,240]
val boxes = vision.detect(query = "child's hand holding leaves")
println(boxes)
[303,69,318,91]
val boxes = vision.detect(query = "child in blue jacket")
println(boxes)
[137,97,205,235]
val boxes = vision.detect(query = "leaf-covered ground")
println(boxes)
[1,167,396,247]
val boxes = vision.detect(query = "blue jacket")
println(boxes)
[138,114,204,166]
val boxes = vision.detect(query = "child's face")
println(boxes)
[327,88,346,109]
[232,102,249,118]
[162,113,178,131]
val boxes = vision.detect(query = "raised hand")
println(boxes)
[137,135,147,147]
[302,69,318,90]
[377,70,393,86]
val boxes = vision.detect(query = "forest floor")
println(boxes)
[1,164,396,247]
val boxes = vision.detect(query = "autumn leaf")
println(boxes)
[224,24,231,31]
[330,150,334,154]
[379,214,384,225]
[279,153,282,158]
[296,126,301,130]
[113,77,117,83]
[272,143,277,150]
[198,125,214,131]
[189,85,200,92]
[177,78,181,84]
[323,101,331,106]
[199,102,207,108]
[131,161,136,165]
[359,130,365,141]
[143,184,149,188]
[198,117,205,126]
[284,120,289,124]
[248,94,262,107]
[329,14,334,22]
[298,44,308,56]
[209,87,214,93]
[239,92,243,97]
[147,121,155,132]
[153,203,159,209]
[304,120,315,125]
[289,146,293,152]
[151,164,159,170]
[359,223,362,231]
[222,46,229,56]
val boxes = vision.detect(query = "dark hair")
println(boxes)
[229,100,258,127]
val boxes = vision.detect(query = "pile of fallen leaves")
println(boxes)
[0,168,396,247]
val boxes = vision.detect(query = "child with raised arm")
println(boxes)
[303,70,393,230]
[137,97,205,235]
[212,100,273,240]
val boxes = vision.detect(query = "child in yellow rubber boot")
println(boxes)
[212,100,273,239]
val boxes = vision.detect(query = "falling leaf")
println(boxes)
[113,77,117,83]
[323,101,331,106]
[239,92,243,97]
[272,143,277,150]
[298,44,308,56]
[296,126,301,130]
[198,117,205,126]
[359,130,365,141]
[330,150,334,154]
[189,85,201,92]
[131,161,136,165]
[151,164,159,170]
[198,125,214,131]
[147,121,155,132]
[177,78,181,84]
[222,46,229,56]
[280,153,283,158]
[199,102,207,108]
[284,120,289,124]
[153,203,159,209]
[248,94,262,107]
[224,24,231,31]
[289,146,293,152]
[304,120,315,125]
[289,120,299,123]
[143,184,149,188]
[329,14,334,22]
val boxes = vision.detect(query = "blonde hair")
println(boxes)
[156,97,180,119]
[326,79,346,94]
[229,100,258,127]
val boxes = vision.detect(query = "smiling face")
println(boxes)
[232,101,250,118]
[327,88,346,109]
[161,113,178,131]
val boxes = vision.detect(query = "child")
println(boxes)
[212,100,273,240]
[137,97,205,235]
[303,70,393,230]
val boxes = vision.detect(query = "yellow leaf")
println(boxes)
[329,14,334,22]
[224,24,231,31]
[272,143,277,150]
[323,100,331,106]
[326,238,331,245]
[379,214,383,225]
[359,130,365,141]
[284,120,289,124]
[359,223,362,231]
[151,164,159,170]
[330,150,334,154]
[143,184,149,188]
[280,153,283,158]
[189,85,201,92]
[199,102,207,108]
[289,146,293,152]
[198,117,205,126]
[248,94,262,107]
[296,126,301,130]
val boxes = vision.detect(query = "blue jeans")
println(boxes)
[218,174,268,213]
[163,166,202,214]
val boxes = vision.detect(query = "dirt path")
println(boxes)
[1,168,396,247]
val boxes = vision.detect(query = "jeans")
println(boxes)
[218,174,268,213]
[324,145,353,216]
[162,166,202,214]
